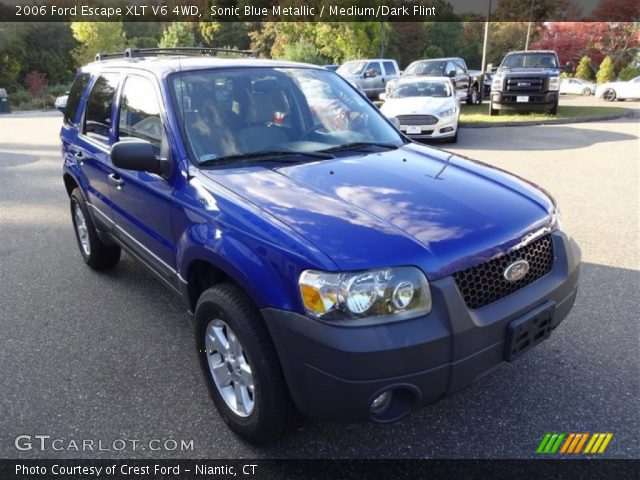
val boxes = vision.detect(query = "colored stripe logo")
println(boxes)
[536,433,613,454]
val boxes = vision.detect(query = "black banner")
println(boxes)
[0,0,638,22]
[0,459,639,480]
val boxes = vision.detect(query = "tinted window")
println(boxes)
[64,73,90,126]
[502,53,558,69]
[171,68,403,165]
[83,74,119,144]
[118,76,164,155]
[383,61,397,76]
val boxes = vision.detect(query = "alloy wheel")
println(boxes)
[205,319,255,417]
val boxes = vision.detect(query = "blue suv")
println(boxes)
[61,48,581,444]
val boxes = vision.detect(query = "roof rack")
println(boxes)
[95,47,255,62]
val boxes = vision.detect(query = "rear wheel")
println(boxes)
[603,89,616,101]
[70,188,120,270]
[582,87,592,96]
[195,283,298,445]
[466,86,479,105]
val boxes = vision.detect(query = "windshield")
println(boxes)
[501,53,558,69]
[337,61,367,76]
[171,67,403,165]
[389,81,451,99]
[403,61,446,76]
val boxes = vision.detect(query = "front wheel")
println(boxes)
[548,103,559,115]
[196,283,298,445]
[582,88,592,96]
[70,188,120,270]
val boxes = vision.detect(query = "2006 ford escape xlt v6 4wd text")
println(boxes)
[60,48,581,445]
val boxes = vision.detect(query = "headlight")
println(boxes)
[438,106,458,117]
[548,76,560,91]
[299,267,431,322]
[491,74,503,92]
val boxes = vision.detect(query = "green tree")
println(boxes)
[575,56,594,80]
[159,23,195,48]
[618,65,640,81]
[198,22,253,50]
[282,41,326,65]
[71,22,126,64]
[423,22,463,58]
[596,56,615,83]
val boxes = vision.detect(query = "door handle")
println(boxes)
[108,173,124,190]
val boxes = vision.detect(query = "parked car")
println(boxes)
[559,78,595,95]
[380,77,460,142]
[336,59,400,99]
[0,88,10,114]
[386,58,482,105]
[490,50,561,115]
[595,76,640,101]
[61,48,581,445]
[55,91,69,112]
[469,70,493,98]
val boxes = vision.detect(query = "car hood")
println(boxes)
[380,97,454,117]
[199,144,554,278]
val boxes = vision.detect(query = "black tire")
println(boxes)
[582,88,591,96]
[466,86,479,105]
[489,102,499,116]
[548,102,559,115]
[603,89,616,101]
[70,188,120,270]
[195,283,298,445]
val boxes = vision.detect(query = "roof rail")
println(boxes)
[94,47,255,62]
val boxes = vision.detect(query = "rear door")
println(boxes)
[108,73,178,287]
[74,73,121,230]
[455,60,470,99]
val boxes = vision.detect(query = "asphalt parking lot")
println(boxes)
[1,97,638,459]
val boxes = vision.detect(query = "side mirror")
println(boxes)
[111,139,164,175]
[447,70,456,78]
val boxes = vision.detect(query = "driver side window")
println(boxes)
[366,62,382,77]
[118,75,165,156]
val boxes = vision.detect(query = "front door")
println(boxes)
[108,74,178,288]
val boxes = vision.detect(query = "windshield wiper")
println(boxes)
[199,150,334,167]
[321,142,401,153]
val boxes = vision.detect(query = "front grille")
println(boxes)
[505,77,545,92]
[453,234,554,309]
[397,115,438,125]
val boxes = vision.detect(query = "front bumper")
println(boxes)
[491,91,558,110]
[399,115,459,140]
[262,231,581,421]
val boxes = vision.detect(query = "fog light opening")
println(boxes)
[369,386,419,422]
[370,391,393,415]
[440,126,454,133]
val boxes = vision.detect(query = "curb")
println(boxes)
[460,108,634,128]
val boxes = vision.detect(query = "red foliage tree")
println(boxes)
[590,0,640,21]
[25,71,48,108]
[532,22,640,69]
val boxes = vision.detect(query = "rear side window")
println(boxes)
[383,62,397,76]
[118,76,164,155]
[64,73,90,126]
[83,74,119,144]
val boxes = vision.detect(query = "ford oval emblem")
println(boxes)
[504,259,530,282]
